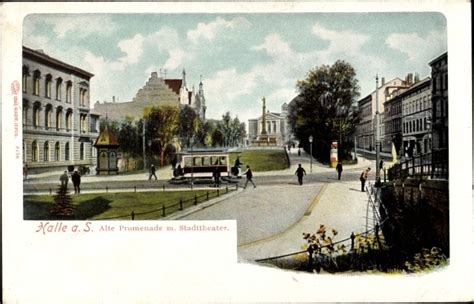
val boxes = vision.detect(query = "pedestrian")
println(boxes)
[336,161,343,180]
[213,166,221,188]
[23,164,28,180]
[149,164,157,180]
[71,170,81,194]
[243,165,256,189]
[298,148,301,156]
[233,155,243,177]
[60,170,69,190]
[295,164,306,185]
[379,159,385,179]
[360,167,371,192]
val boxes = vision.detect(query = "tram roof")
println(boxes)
[177,148,241,155]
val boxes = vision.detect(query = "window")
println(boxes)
[22,66,29,93]
[32,140,38,162]
[66,110,72,131]
[33,70,41,96]
[45,74,52,98]
[80,143,85,160]
[56,78,62,100]
[80,89,87,107]
[55,142,60,161]
[44,142,49,161]
[56,108,63,130]
[80,114,88,133]
[66,82,72,103]
[23,100,29,126]
[45,106,52,129]
[65,142,70,161]
[33,103,41,128]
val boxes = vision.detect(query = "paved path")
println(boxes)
[181,183,322,246]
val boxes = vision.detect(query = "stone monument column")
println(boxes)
[261,97,267,135]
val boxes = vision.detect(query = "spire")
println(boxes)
[181,68,186,89]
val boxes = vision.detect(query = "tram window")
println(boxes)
[184,157,192,167]
[193,157,202,166]
[202,156,211,166]
[220,156,227,165]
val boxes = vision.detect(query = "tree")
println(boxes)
[214,112,246,147]
[179,105,200,148]
[288,60,360,162]
[145,105,180,167]
[116,117,142,157]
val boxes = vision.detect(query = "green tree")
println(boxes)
[288,60,360,162]
[179,105,200,148]
[145,105,180,167]
[116,117,142,157]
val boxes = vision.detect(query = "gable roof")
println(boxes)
[164,79,182,95]
[94,125,119,147]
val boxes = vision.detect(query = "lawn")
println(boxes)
[229,149,289,172]
[24,189,232,221]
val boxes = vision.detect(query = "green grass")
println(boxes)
[24,189,232,221]
[229,149,289,172]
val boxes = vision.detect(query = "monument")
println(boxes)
[250,97,277,146]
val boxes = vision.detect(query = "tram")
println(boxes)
[173,148,231,180]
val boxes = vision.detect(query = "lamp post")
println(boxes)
[190,136,194,189]
[375,74,381,184]
[309,135,313,173]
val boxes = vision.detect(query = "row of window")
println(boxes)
[403,117,430,134]
[402,94,431,116]
[24,102,89,133]
[386,119,402,134]
[23,67,88,106]
[28,140,86,162]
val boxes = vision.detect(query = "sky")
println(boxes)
[23,13,447,125]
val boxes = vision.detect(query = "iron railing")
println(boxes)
[387,148,448,181]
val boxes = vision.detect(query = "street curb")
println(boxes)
[161,188,243,220]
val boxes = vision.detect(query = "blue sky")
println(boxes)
[23,13,447,124]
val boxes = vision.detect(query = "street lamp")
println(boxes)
[309,135,313,173]
[190,135,194,189]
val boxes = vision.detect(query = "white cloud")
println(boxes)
[187,17,251,45]
[147,27,180,52]
[117,34,144,65]
[385,30,447,62]
[253,33,292,58]
[312,23,370,60]
[46,15,117,39]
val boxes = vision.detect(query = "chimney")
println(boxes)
[381,77,385,86]
[113,96,115,103]
[406,73,413,85]
[151,71,158,79]
[414,73,420,83]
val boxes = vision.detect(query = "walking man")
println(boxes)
[243,165,256,189]
[149,164,157,180]
[72,170,81,194]
[213,166,221,188]
[60,171,69,190]
[336,161,343,180]
[295,164,306,185]
[360,167,371,192]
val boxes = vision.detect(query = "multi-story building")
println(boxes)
[93,69,207,122]
[429,52,448,151]
[356,76,412,152]
[22,46,100,173]
[247,102,291,146]
[383,88,406,154]
[400,77,432,157]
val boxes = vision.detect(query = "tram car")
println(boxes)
[173,148,231,180]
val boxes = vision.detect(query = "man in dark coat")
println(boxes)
[149,164,157,180]
[213,166,221,188]
[336,162,343,180]
[71,170,81,194]
[295,164,306,185]
[60,171,69,190]
[243,165,256,189]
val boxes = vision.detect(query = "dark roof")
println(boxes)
[164,79,182,95]
[429,51,448,66]
[23,46,94,79]
[94,126,119,147]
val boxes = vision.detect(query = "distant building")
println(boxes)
[22,46,100,173]
[400,77,432,157]
[93,69,206,122]
[429,52,448,151]
[356,76,412,152]
[247,102,291,146]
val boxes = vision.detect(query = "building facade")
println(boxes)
[93,69,206,122]
[247,102,291,146]
[383,88,405,154]
[22,46,100,173]
[356,76,411,151]
[401,78,432,157]
[429,52,448,151]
